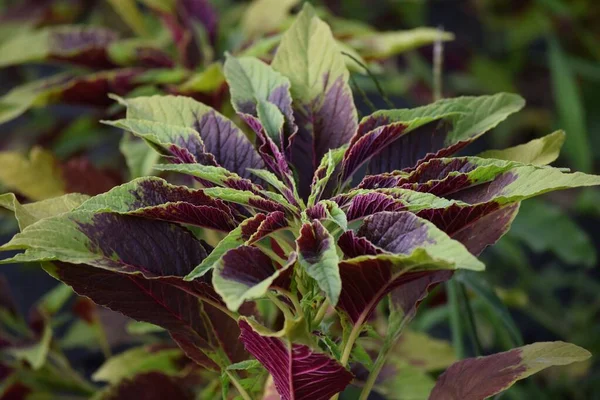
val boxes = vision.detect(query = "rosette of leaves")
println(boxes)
[1,4,597,400]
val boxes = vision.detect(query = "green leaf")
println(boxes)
[185,216,262,280]
[154,163,255,190]
[178,62,224,93]
[213,249,296,311]
[0,192,89,231]
[297,220,342,305]
[8,322,52,370]
[508,199,596,267]
[106,0,148,37]
[378,365,435,400]
[126,321,165,335]
[119,133,161,179]
[92,346,183,384]
[348,28,454,59]
[226,360,262,371]
[0,147,65,200]
[0,26,117,68]
[248,168,299,209]
[456,271,524,347]
[549,37,592,172]
[364,93,525,145]
[309,146,347,207]
[272,3,352,106]
[478,130,565,166]
[393,331,455,371]
[224,54,291,142]
[241,0,299,38]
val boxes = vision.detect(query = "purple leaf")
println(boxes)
[214,246,294,311]
[246,211,288,244]
[111,95,266,183]
[242,114,298,200]
[417,202,521,255]
[429,342,590,400]
[220,246,281,288]
[271,5,358,198]
[296,220,341,304]
[178,0,218,43]
[337,230,381,258]
[338,260,439,325]
[345,192,405,221]
[341,122,408,183]
[100,372,194,400]
[366,119,456,175]
[75,213,209,277]
[78,177,241,232]
[390,270,453,322]
[335,212,482,325]
[48,262,229,369]
[239,320,353,400]
[224,55,297,152]
[1,69,142,124]
[352,94,525,175]
[290,75,358,198]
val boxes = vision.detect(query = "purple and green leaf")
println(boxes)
[213,247,296,311]
[296,220,341,305]
[352,93,524,176]
[239,319,353,400]
[271,3,358,198]
[429,342,590,400]
[77,177,240,231]
[107,95,265,182]
[0,69,142,125]
[0,26,119,68]
[336,211,483,326]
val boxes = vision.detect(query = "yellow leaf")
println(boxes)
[0,147,65,200]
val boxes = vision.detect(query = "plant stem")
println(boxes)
[349,72,376,113]
[447,278,465,358]
[48,350,96,394]
[340,322,362,366]
[359,344,389,400]
[313,299,330,328]
[459,282,483,356]
[342,51,395,108]
[433,26,444,101]
[226,371,252,400]
[289,292,304,318]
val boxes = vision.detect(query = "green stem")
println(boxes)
[312,299,330,328]
[459,282,482,356]
[359,312,410,400]
[340,322,362,367]
[447,278,465,358]
[289,293,304,318]
[226,371,252,400]
[48,351,96,394]
[359,342,391,400]
[342,51,395,108]
[349,72,376,114]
